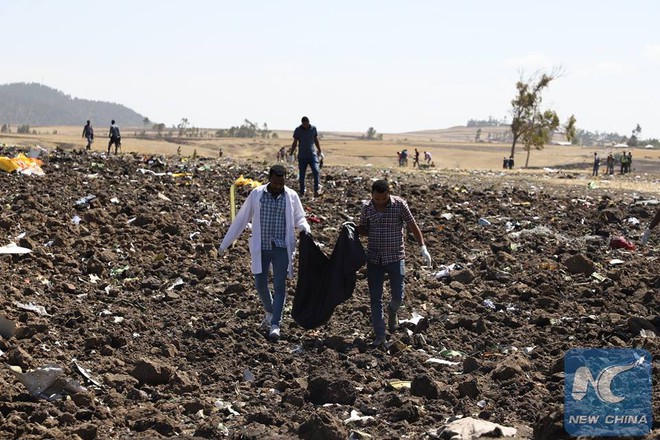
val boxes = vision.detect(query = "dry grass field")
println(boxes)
[1,124,658,193]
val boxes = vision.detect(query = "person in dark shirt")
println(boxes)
[82,120,94,150]
[592,152,600,176]
[606,153,614,175]
[108,120,121,155]
[290,116,322,197]
[357,179,432,347]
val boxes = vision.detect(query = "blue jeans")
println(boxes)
[367,260,405,338]
[298,156,320,195]
[254,246,289,327]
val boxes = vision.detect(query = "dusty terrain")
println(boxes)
[0,145,658,439]
[2,124,659,175]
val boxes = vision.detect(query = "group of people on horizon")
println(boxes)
[276,146,288,163]
[81,119,121,154]
[593,151,633,176]
[396,149,434,168]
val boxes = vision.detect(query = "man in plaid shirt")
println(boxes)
[357,179,432,347]
[219,165,311,341]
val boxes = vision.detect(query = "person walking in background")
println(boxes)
[606,153,614,175]
[626,151,633,174]
[218,165,311,341]
[592,152,600,176]
[508,156,514,169]
[108,119,121,155]
[357,179,432,347]
[641,207,660,246]
[424,151,432,165]
[413,149,420,168]
[289,116,322,197]
[503,156,509,169]
[82,120,94,151]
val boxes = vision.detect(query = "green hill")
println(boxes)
[0,82,146,127]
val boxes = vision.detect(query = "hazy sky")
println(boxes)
[2,1,660,138]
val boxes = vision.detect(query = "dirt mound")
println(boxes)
[0,151,658,439]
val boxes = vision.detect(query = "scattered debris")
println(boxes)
[9,364,85,400]
[0,243,32,254]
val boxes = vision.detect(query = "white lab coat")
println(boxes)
[219,185,309,277]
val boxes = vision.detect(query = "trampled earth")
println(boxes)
[0,150,658,439]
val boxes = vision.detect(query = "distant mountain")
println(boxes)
[0,82,146,127]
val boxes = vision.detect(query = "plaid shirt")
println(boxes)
[260,189,287,250]
[360,195,415,265]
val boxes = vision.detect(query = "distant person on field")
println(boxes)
[400,149,408,167]
[592,152,600,176]
[289,116,322,197]
[108,120,121,154]
[619,151,627,174]
[218,165,310,341]
[606,153,614,175]
[357,179,432,347]
[82,120,94,151]
[508,156,514,169]
[413,149,420,168]
[626,151,632,174]
[641,207,660,246]
[424,151,432,165]
[503,157,509,169]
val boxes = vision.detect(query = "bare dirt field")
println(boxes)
[3,125,658,178]
[0,129,658,439]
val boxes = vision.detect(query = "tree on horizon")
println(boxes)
[509,69,563,160]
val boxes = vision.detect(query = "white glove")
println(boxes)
[641,229,651,246]
[420,245,432,267]
[301,224,311,235]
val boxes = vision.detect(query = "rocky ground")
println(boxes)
[0,149,658,439]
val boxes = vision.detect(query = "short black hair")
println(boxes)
[301,116,309,123]
[269,164,287,178]
[111,119,115,124]
[372,179,390,194]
